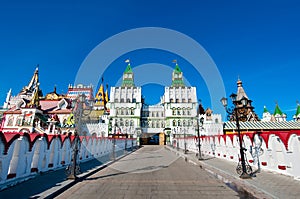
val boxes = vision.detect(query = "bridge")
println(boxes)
[1,141,300,198]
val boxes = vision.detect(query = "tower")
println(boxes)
[171,63,185,87]
[262,106,272,121]
[273,103,286,122]
[293,103,300,121]
[122,61,135,87]
[230,79,260,122]
[107,61,142,137]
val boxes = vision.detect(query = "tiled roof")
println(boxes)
[224,121,300,130]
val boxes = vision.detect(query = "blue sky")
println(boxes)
[0,0,300,120]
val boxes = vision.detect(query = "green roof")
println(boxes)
[122,63,135,87]
[124,64,133,73]
[263,106,269,113]
[273,104,283,116]
[171,64,185,87]
[174,64,182,73]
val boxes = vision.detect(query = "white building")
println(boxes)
[107,62,199,144]
[106,62,142,138]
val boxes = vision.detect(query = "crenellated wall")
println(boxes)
[0,132,137,189]
[173,131,300,180]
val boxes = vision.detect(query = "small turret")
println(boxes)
[122,60,135,87]
[273,103,286,122]
[171,61,185,87]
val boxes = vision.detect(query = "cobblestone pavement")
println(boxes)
[56,146,240,199]
[167,146,300,199]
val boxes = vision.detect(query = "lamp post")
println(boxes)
[220,94,252,179]
[183,127,187,154]
[197,117,204,160]
[67,94,93,180]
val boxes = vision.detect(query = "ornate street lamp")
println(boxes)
[197,116,204,160]
[67,94,93,180]
[183,127,187,154]
[221,94,252,179]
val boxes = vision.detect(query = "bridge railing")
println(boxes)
[173,132,300,180]
[0,132,137,189]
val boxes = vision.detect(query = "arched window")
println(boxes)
[173,120,176,126]
[183,120,186,127]
[187,110,191,115]
[172,109,176,115]
[178,120,181,126]
[177,108,181,115]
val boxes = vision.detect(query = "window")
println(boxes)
[178,120,181,126]
[172,109,176,115]
[177,109,181,115]
[127,98,131,102]
[173,120,176,126]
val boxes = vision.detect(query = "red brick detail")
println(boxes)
[278,165,286,170]
[61,161,65,165]
[31,168,39,173]
[261,162,267,166]
[7,173,16,179]
[223,155,226,157]
[230,156,234,159]
[249,160,254,163]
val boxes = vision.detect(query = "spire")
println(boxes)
[95,77,105,106]
[3,89,12,109]
[263,105,269,113]
[294,102,300,121]
[296,103,300,116]
[28,83,41,108]
[171,61,185,87]
[122,60,135,87]
[19,66,40,95]
[273,103,286,122]
[236,78,248,101]
[273,103,283,116]
[95,84,104,106]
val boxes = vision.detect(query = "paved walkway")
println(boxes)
[167,146,300,199]
[56,146,240,199]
